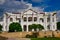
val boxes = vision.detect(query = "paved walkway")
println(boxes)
[7,38,31,40]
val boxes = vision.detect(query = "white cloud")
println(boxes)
[0,0,44,16]
[0,0,29,12]
[0,0,6,4]
[32,7,44,12]
[1,0,44,13]
[32,0,43,2]
[32,0,50,2]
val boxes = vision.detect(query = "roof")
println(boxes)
[23,9,45,14]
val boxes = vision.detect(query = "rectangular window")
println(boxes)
[53,17,54,22]
[28,17,32,22]
[23,17,27,22]
[23,25,27,31]
[47,18,50,22]
[34,17,37,21]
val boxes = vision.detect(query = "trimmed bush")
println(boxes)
[9,22,22,32]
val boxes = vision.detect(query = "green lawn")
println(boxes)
[31,37,60,40]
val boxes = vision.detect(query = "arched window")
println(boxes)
[34,17,37,21]
[40,18,44,22]
[10,18,13,22]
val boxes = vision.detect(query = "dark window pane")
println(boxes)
[40,18,44,22]
[34,17,37,21]
[28,17,32,22]
[47,18,50,22]
[10,18,13,22]
[24,17,27,21]
[23,25,27,31]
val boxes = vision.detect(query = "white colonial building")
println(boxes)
[0,0,57,32]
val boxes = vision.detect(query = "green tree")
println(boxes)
[57,22,60,30]
[32,24,37,31]
[29,24,37,31]
[29,24,44,31]
[9,22,22,32]
[37,24,44,30]
[29,25,32,31]
[0,24,2,31]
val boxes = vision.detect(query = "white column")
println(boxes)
[3,14,6,31]
[27,15,28,32]
[32,14,34,24]
[54,14,57,30]
[50,14,53,30]
[37,14,39,24]
[27,25,28,32]
[6,18,10,31]
[21,14,24,32]
[44,15,48,31]
[45,16,48,30]
[37,14,39,31]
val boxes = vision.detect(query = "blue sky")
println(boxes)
[17,0,60,12]
[0,0,60,21]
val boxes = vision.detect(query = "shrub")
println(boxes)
[57,22,60,30]
[29,24,44,31]
[9,22,22,32]
[31,32,39,38]
[26,34,31,38]
[26,32,39,38]
[0,24,2,32]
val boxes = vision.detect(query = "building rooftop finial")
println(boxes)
[21,0,24,3]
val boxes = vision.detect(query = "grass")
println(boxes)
[31,37,60,40]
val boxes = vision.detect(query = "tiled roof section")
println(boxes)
[40,12,45,14]
[52,13,56,16]
[13,12,21,14]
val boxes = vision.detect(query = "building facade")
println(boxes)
[0,1,57,32]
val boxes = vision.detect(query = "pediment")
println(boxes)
[23,9,38,14]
